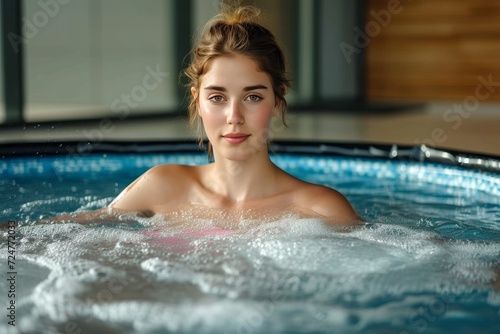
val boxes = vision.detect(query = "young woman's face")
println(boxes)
[193,54,279,161]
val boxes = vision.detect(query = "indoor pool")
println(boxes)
[0,141,499,334]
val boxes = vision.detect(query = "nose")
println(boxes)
[226,101,244,125]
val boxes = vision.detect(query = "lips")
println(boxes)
[222,132,250,144]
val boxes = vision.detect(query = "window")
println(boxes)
[23,0,178,122]
[0,0,366,126]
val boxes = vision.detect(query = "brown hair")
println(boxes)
[183,5,291,155]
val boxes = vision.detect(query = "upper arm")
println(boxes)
[34,207,116,225]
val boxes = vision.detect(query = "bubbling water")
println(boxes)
[1,212,499,334]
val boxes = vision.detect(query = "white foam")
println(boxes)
[3,217,499,333]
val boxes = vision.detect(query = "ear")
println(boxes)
[191,87,201,117]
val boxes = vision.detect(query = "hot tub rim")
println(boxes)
[0,140,499,173]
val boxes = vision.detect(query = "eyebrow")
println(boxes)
[204,85,268,92]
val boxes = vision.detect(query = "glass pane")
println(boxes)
[23,0,177,122]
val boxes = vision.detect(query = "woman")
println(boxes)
[108,5,361,227]
[30,5,360,228]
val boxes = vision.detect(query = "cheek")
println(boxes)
[252,106,275,127]
[248,106,275,143]
[199,102,223,130]
[256,114,272,128]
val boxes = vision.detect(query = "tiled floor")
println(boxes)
[1,102,499,156]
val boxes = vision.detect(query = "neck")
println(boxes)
[206,150,279,203]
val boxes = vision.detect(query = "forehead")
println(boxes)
[200,54,272,88]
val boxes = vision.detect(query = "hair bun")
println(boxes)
[218,4,261,25]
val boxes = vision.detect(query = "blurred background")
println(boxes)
[0,0,499,155]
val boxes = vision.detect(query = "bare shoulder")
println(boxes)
[110,164,195,212]
[129,163,193,189]
[294,182,362,226]
[146,163,193,180]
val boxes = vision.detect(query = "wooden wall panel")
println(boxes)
[366,0,500,102]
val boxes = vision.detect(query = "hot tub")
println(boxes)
[0,141,499,334]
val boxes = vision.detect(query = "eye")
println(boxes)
[209,95,225,103]
[246,94,262,102]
